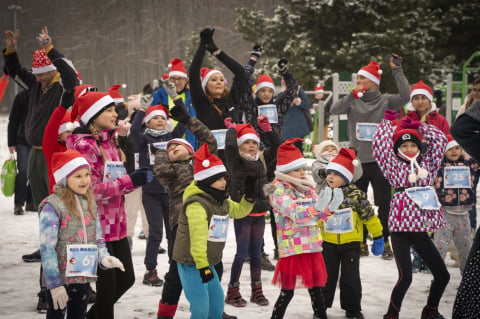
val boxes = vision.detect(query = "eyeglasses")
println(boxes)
[472,88,480,93]
[170,77,186,82]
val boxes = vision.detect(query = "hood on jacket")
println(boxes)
[263,181,276,198]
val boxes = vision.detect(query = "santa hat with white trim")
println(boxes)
[167,138,194,155]
[276,138,307,173]
[108,84,126,104]
[58,111,75,135]
[144,104,168,123]
[193,143,227,181]
[235,123,260,146]
[357,61,382,85]
[168,58,188,79]
[52,150,90,185]
[410,80,433,103]
[31,49,57,74]
[314,84,324,94]
[254,74,275,94]
[73,91,116,126]
[326,148,359,183]
[200,67,223,92]
[446,134,460,152]
[74,84,97,100]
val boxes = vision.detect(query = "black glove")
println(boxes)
[206,34,218,53]
[199,266,214,283]
[244,175,257,201]
[170,101,191,125]
[61,88,75,109]
[128,168,150,187]
[277,58,288,73]
[200,28,214,47]
[250,44,263,58]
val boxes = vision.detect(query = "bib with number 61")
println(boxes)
[65,244,98,277]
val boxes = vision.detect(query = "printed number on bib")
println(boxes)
[325,208,354,234]
[405,186,441,210]
[443,166,471,188]
[356,123,378,141]
[65,244,98,277]
[258,104,278,124]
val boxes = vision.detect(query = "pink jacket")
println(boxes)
[66,128,134,242]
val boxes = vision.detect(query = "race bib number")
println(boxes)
[443,166,471,188]
[134,153,140,170]
[355,123,378,141]
[258,104,278,124]
[65,244,98,277]
[149,142,168,165]
[103,161,127,182]
[325,208,354,234]
[212,129,227,150]
[295,198,318,226]
[208,215,229,242]
[405,186,441,210]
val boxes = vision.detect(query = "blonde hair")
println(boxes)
[58,186,96,220]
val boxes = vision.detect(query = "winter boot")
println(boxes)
[261,252,275,271]
[346,310,365,319]
[143,269,164,286]
[157,301,177,319]
[250,281,269,306]
[25,202,37,212]
[421,305,446,319]
[225,282,247,307]
[222,312,238,319]
[382,241,394,260]
[412,255,422,273]
[37,288,47,313]
[22,248,41,262]
[14,205,24,215]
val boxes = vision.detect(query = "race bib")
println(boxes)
[208,215,229,242]
[295,198,318,226]
[325,208,354,234]
[149,142,168,165]
[134,153,140,170]
[443,166,471,188]
[212,129,228,150]
[405,186,441,210]
[103,161,127,182]
[258,104,278,124]
[355,123,378,141]
[65,244,98,277]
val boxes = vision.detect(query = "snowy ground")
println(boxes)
[0,115,464,319]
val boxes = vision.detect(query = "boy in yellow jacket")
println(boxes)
[318,148,383,319]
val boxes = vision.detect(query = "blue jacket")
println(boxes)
[280,87,311,141]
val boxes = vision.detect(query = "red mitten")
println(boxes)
[384,109,399,121]
[257,115,272,132]
[224,117,237,129]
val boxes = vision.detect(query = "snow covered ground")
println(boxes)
[0,115,463,319]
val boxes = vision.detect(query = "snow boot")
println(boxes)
[250,281,269,306]
[225,282,247,307]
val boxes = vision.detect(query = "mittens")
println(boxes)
[162,80,178,99]
[128,168,151,187]
[224,117,237,129]
[384,109,399,121]
[315,187,332,211]
[257,116,271,132]
[251,44,263,58]
[170,100,191,124]
[244,175,257,200]
[277,58,288,74]
[101,256,125,271]
[199,266,214,283]
[371,237,385,256]
[329,188,344,212]
[140,94,152,111]
[50,286,68,310]
[60,88,75,109]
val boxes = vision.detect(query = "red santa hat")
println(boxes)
[446,134,459,152]
[200,67,223,92]
[193,143,227,181]
[326,148,358,182]
[108,84,126,104]
[254,74,275,94]
[58,111,75,135]
[144,104,168,123]
[168,58,187,79]
[314,84,324,94]
[31,49,57,74]
[161,73,169,81]
[72,91,115,126]
[166,138,194,155]
[357,61,382,85]
[235,123,260,146]
[52,150,90,184]
[410,80,433,103]
[74,84,97,100]
[276,138,307,173]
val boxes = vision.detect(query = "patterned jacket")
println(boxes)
[153,117,217,230]
[39,190,109,289]
[67,127,135,242]
[319,183,383,245]
[266,179,328,258]
[373,119,447,232]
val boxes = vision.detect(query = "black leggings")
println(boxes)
[87,237,135,319]
[387,232,450,314]
[271,287,326,319]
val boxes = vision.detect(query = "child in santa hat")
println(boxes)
[67,91,153,318]
[222,116,280,308]
[373,110,449,319]
[130,81,186,287]
[433,135,479,273]
[318,148,383,319]
[172,143,255,319]
[264,138,343,319]
[39,150,124,318]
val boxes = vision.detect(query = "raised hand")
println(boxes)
[36,26,52,48]
[5,29,19,52]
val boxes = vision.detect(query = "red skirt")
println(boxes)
[271,252,327,290]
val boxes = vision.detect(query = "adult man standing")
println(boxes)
[3,26,79,312]
[330,55,410,260]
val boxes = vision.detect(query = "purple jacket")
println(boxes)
[67,128,134,242]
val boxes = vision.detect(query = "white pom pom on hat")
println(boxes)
[202,159,210,168]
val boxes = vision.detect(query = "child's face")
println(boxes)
[67,168,91,195]
[326,171,347,188]
[322,145,338,154]
[256,87,274,104]
[412,95,431,114]
[94,106,117,131]
[286,167,306,180]
[210,176,227,191]
[239,139,259,156]
[398,141,419,154]
[445,145,462,161]
[167,143,190,162]
[146,115,167,130]
[58,131,72,142]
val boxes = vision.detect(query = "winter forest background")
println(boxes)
[0,0,479,112]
